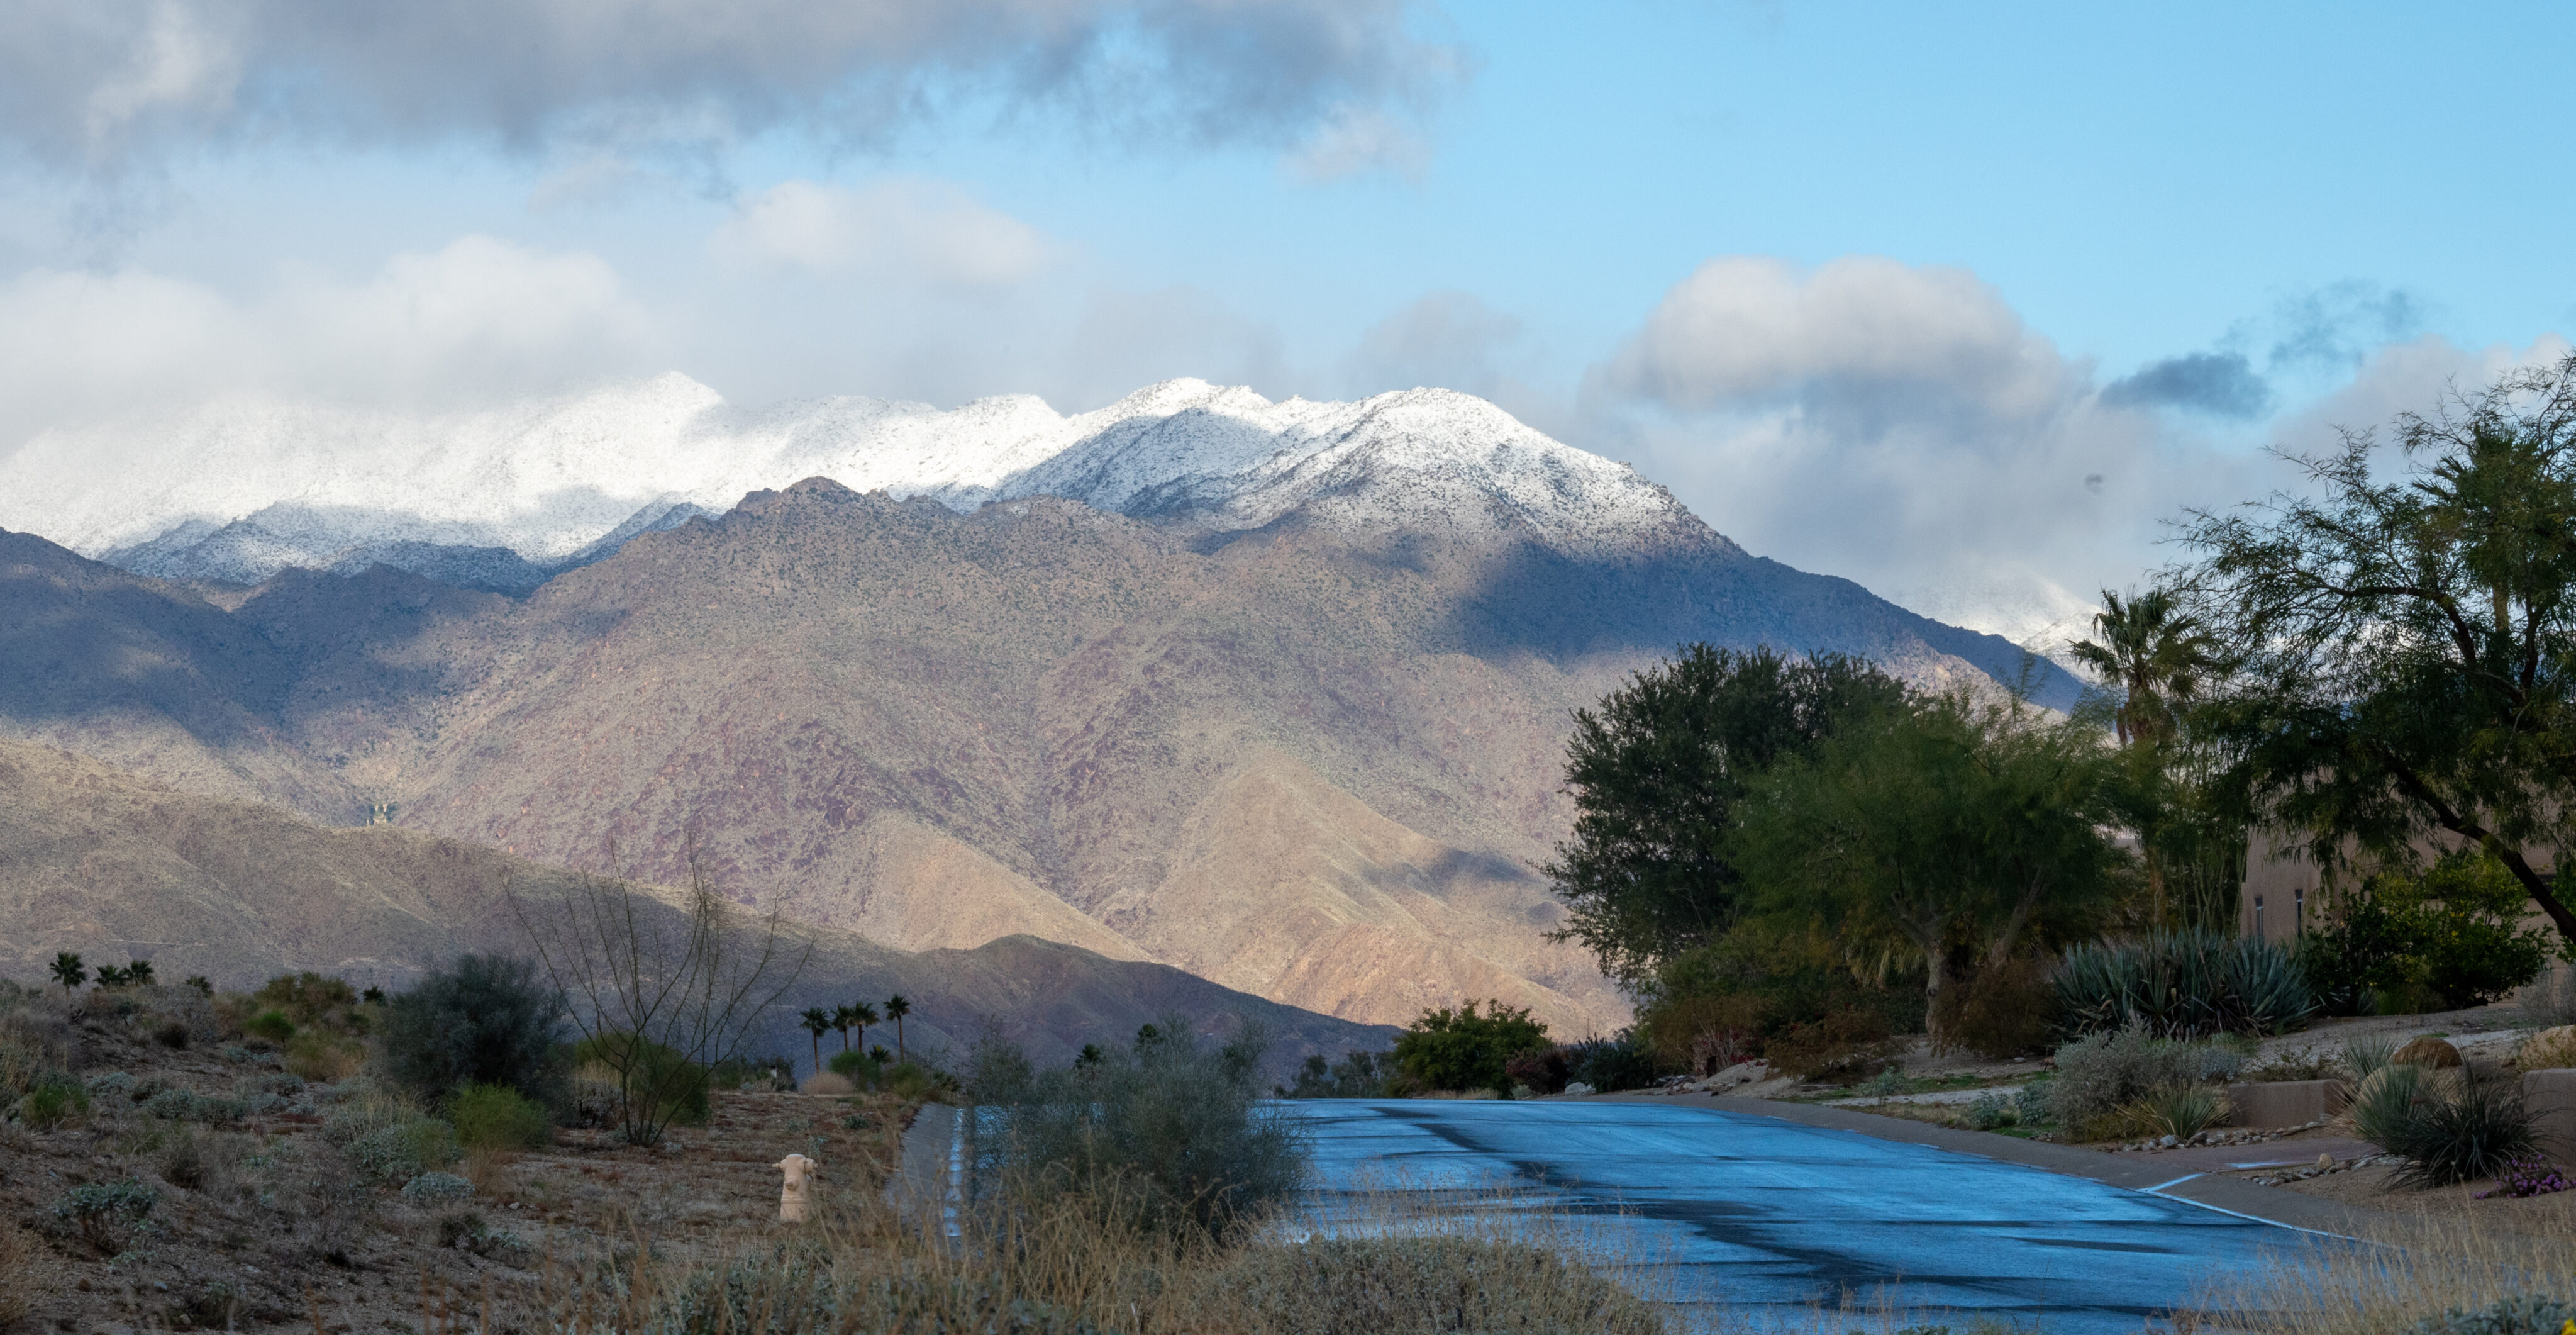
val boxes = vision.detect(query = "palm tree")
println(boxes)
[126,959,155,987]
[884,995,912,1062]
[798,1007,833,1076]
[2069,586,2224,926]
[848,1002,879,1056]
[831,1005,858,1053]
[49,952,84,999]
[2066,586,2218,749]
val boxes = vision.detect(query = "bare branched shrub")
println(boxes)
[511,837,808,1146]
[0,1219,49,1328]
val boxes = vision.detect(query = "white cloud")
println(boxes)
[1286,104,1433,182]
[1584,254,2275,648]
[0,235,656,453]
[711,179,1055,287]
[0,0,1463,170]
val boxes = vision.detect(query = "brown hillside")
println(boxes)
[4,481,2063,1038]
[0,739,1393,1071]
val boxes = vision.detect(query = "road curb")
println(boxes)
[1592,1090,2408,1238]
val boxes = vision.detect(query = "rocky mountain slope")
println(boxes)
[1,378,2084,1038]
[0,738,1392,1071]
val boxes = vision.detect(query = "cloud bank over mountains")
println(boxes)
[0,216,2546,647]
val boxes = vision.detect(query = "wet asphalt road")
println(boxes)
[1277,1098,2309,1333]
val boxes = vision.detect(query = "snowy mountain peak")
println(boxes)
[0,375,1696,591]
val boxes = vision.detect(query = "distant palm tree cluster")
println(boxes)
[50,951,181,995]
[798,993,913,1076]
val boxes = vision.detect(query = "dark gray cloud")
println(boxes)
[2099,350,2272,418]
[2267,281,2424,374]
[0,0,1460,170]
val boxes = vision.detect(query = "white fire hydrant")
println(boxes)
[775,1153,819,1222]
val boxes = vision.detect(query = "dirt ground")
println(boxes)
[1,992,920,1333]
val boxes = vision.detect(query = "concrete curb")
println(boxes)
[1593,1090,2411,1239]
[891,1102,960,1226]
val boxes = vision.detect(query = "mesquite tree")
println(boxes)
[2178,350,2576,945]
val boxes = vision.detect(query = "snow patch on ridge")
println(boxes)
[0,375,1694,588]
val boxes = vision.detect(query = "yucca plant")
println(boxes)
[2343,1032,2399,1081]
[2054,929,2316,1039]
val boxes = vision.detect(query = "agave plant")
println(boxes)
[2053,930,2317,1039]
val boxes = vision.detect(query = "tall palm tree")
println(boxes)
[831,1005,858,1053]
[49,952,84,999]
[799,1007,833,1076]
[848,1002,879,1057]
[2069,586,2223,926]
[2067,587,2219,749]
[884,995,912,1063]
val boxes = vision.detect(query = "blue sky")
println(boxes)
[1,1,2567,637]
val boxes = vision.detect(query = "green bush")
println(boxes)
[19,1078,89,1130]
[252,973,358,1026]
[2304,855,2556,1014]
[2048,1024,2241,1139]
[2055,930,2314,1039]
[1392,1000,1549,1095]
[1763,1006,1899,1083]
[347,1118,461,1186]
[972,1015,1306,1241]
[1564,1035,1658,1092]
[243,1010,296,1043]
[1633,924,1926,1071]
[1280,1049,1394,1098]
[2375,1074,2536,1188]
[572,1031,710,1133]
[50,1178,158,1251]
[2405,1293,2576,1334]
[140,1088,245,1125]
[446,1082,551,1151]
[382,956,567,1107]
[826,1048,879,1082]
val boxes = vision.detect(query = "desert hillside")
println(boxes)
[0,739,1393,1071]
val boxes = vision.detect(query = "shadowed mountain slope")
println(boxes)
[0,739,1391,1074]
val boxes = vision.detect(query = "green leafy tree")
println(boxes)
[1734,691,2131,1046]
[1543,644,1910,988]
[1391,1000,1550,1095]
[884,994,912,1061]
[2306,853,2555,1011]
[49,952,85,998]
[2179,350,2576,945]
[2070,587,2235,929]
[799,1007,832,1076]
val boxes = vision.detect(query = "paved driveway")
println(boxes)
[1278,1099,2311,1333]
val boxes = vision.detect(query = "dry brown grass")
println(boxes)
[530,1175,1672,1335]
[2198,1210,2576,1332]
[0,1220,48,1330]
[2514,1025,2576,1072]
[460,1146,516,1197]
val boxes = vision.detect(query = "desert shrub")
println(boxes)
[1966,1090,2018,1131]
[252,973,360,1027]
[160,1131,217,1192]
[2477,1157,2574,1199]
[2013,1078,2055,1125]
[0,1220,47,1326]
[85,1070,136,1100]
[881,1060,952,1103]
[1634,924,1926,1073]
[2056,930,2314,1038]
[2405,1293,2576,1335]
[973,1015,1306,1241]
[2350,1063,2451,1150]
[0,1005,74,1088]
[2048,1024,2240,1139]
[572,1032,710,1130]
[20,1078,89,1130]
[283,1031,367,1083]
[153,1019,189,1049]
[382,954,568,1108]
[1563,1034,1659,1093]
[1764,1006,1899,1083]
[2380,1075,2536,1188]
[321,1080,425,1146]
[2131,1085,2231,1139]
[447,1081,552,1151]
[1933,956,2059,1058]
[347,1118,462,1186]
[825,1047,876,1081]
[140,1088,245,1125]
[1392,1000,1550,1095]
[1501,1047,1571,1097]
[1208,1237,1664,1334]
[1281,1049,1397,1098]
[401,1171,475,1204]
[243,1009,294,1044]
[51,1178,157,1252]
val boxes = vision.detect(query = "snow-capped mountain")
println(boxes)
[0,375,1696,591]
